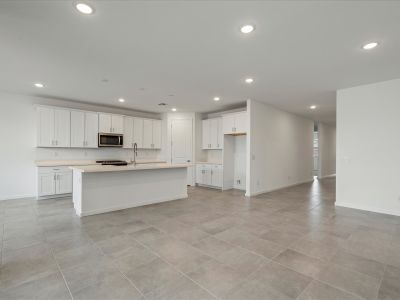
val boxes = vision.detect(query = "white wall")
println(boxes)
[336,78,400,216]
[247,99,314,196]
[318,122,336,178]
[0,92,162,200]
[234,135,246,190]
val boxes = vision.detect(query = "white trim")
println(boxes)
[37,193,72,200]
[245,178,314,197]
[77,194,188,217]
[0,194,36,201]
[335,202,400,217]
[318,174,336,179]
[196,184,222,190]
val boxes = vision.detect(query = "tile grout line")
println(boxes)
[129,236,219,299]
[44,221,74,300]
[91,238,147,299]
[375,264,388,300]
[126,220,275,300]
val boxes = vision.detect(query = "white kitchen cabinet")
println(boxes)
[234,112,247,133]
[143,119,162,149]
[37,167,72,198]
[71,111,99,148]
[54,109,71,147]
[56,172,73,194]
[37,107,54,147]
[124,117,144,148]
[99,113,112,133]
[123,117,134,148]
[112,115,124,134]
[211,165,223,187]
[202,118,223,150]
[152,120,162,149]
[38,173,56,196]
[143,119,153,148]
[70,111,85,147]
[85,112,99,147]
[37,107,70,147]
[202,120,211,149]
[133,118,144,148]
[217,118,223,149]
[210,119,218,148]
[99,113,124,134]
[222,112,247,134]
[195,164,223,188]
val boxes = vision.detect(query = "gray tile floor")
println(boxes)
[0,177,400,299]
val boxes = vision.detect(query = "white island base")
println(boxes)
[71,164,189,217]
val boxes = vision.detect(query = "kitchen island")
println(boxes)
[70,163,190,217]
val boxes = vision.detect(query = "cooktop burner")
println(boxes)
[96,160,128,166]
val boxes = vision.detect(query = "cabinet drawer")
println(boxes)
[38,166,71,174]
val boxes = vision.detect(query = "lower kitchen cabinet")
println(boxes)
[196,164,223,189]
[37,166,72,198]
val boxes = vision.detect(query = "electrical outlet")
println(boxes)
[54,151,58,157]
[84,151,88,157]
[257,180,260,186]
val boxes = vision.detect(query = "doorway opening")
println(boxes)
[313,122,319,179]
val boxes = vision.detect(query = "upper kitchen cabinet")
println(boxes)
[71,111,98,148]
[202,118,223,149]
[222,111,247,134]
[37,106,70,147]
[123,117,144,148]
[99,113,124,134]
[143,119,162,149]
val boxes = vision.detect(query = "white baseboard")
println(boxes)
[319,174,336,179]
[335,202,400,217]
[246,178,314,197]
[78,193,188,217]
[37,193,72,200]
[0,194,36,201]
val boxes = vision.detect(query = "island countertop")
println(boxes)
[70,163,191,173]
[35,159,166,167]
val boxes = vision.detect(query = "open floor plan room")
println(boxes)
[1,1,400,299]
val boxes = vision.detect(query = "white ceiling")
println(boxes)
[1,1,400,124]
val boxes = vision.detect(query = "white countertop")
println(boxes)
[70,163,191,173]
[196,161,223,165]
[35,159,166,167]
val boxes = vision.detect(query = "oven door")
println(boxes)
[98,134,123,147]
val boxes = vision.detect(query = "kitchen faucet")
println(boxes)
[131,142,138,165]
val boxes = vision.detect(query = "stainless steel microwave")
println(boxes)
[98,133,123,147]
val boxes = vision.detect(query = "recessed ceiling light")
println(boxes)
[245,78,254,84]
[362,42,378,50]
[310,105,316,110]
[171,108,177,112]
[34,83,44,88]
[75,3,94,15]
[213,97,220,101]
[240,25,255,34]
[118,98,125,103]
